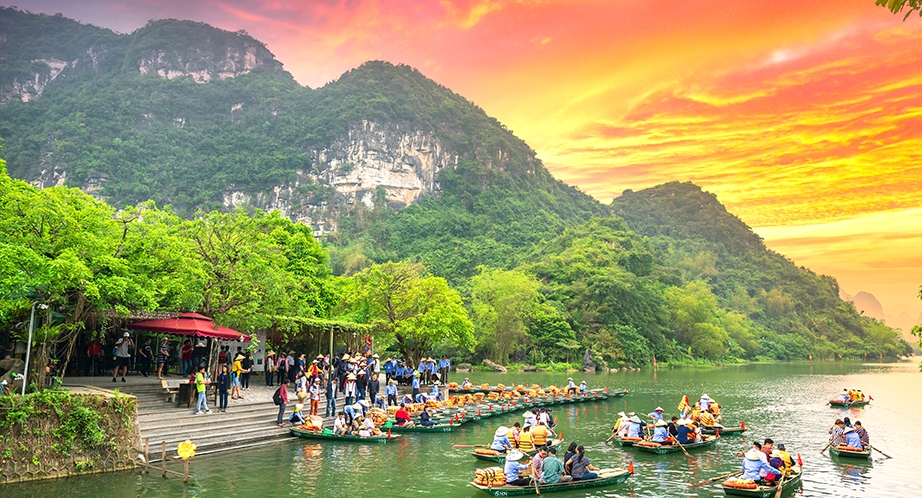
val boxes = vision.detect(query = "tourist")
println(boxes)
[194,365,211,415]
[218,346,228,368]
[566,445,599,481]
[368,373,380,404]
[652,419,670,444]
[838,389,850,403]
[767,451,787,480]
[290,392,307,426]
[532,445,547,477]
[510,422,522,448]
[274,379,290,427]
[231,355,244,399]
[613,411,629,438]
[438,355,450,383]
[112,332,134,383]
[325,375,338,417]
[842,427,863,449]
[240,352,252,391]
[86,340,102,376]
[490,426,513,453]
[741,445,781,484]
[344,373,357,406]
[217,364,230,412]
[647,406,665,422]
[461,377,473,389]
[667,416,679,437]
[532,422,549,447]
[308,377,322,416]
[699,408,718,428]
[537,408,552,427]
[137,338,152,377]
[676,419,695,444]
[843,416,852,428]
[287,351,296,383]
[854,421,870,447]
[295,370,308,394]
[359,414,376,437]
[829,419,846,445]
[385,379,398,406]
[775,443,795,470]
[541,446,570,484]
[626,415,645,438]
[523,408,537,429]
[395,403,412,426]
[265,350,276,387]
[180,339,193,376]
[156,337,169,379]
[419,406,435,427]
[519,426,534,452]
[562,442,578,472]
[333,412,348,435]
[276,352,288,385]
[697,394,712,412]
[566,377,577,394]
[503,451,532,486]
[579,380,587,395]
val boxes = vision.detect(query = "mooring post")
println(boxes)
[183,459,189,483]
[144,437,150,471]
[161,442,166,477]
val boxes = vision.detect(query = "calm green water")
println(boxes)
[6,361,922,497]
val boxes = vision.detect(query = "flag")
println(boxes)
[797,453,803,466]
[628,460,635,475]
[678,395,689,413]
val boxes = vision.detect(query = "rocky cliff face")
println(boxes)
[136,41,280,83]
[223,121,458,232]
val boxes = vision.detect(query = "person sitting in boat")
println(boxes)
[519,426,535,452]
[491,426,513,453]
[667,416,679,438]
[774,444,795,473]
[647,406,665,422]
[540,446,571,484]
[562,442,578,473]
[532,423,549,447]
[537,409,552,427]
[767,451,788,481]
[676,419,695,445]
[503,450,533,486]
[699,407,719,429]
[510,422,522,448]
[760,439,774,459]
[651,420,671,445]
[565,445,599,481]
[579,380,587,395]
[333,412,349,435]
[289,391,308,426]
[612,411,628,436]
[841,427,863,449]
[395,403,412,426]
[856,389,865,401]
[741,446,781,484]
[626,415,645,438]
[838,389,850,403]
[419,406,436,427]
[429,381,442,401]
[359,415,376,437]
[461,378,473,389]
[829,419,846,445]
[697,394,712,412]
[566,377,577,394]
[523,408,538,429]
[853,421,870,447]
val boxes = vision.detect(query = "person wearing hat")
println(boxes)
[647,407,665,422]
[427,357,438,383]
[429,380,442,401]
[355,369,368,401]
[344,373,357,407]
[838,389,850,403]
[504,450,533,486]
[343,402,359,426]
[567,377,577,394]
[676,418,695,444]
[774,443,795,470]
[265,350,276,387]
[411,370,421,400]
[461,377,473,389]
[112,332,134,383]
[651,419,670,444]
[491,426,514,453]
[308,377,322,416]
[308,358,321,381]
[290,391,308,425]
[579,380,587,395]
[385,379,398,406]
[370,353,381,376]
[697,394,712,412]
[612,411,629,438]
[231,354,245,400]
[741,442,781,482]
[626,415,645,439]
[842,427,863,449]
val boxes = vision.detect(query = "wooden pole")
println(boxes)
[144,437,150,472]
[183,459,189,483]
[161,442,166,477]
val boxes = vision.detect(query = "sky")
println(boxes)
[6,0,922,318]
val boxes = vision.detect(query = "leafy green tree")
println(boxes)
[470,267,540,363]
[527,301,576,362]
[876,0,922,19]
[343,261,474,366]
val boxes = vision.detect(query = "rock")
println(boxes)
[581,348,596,372]
[482,359,508,373]
[523,365,537,372]
[536,368,548,372]
[455,363,472,373]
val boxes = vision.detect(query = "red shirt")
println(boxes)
[87,343,101,356]
[181,344,193,360]
[395,409,411,425]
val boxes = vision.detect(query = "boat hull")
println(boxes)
[470,469,631,496]
[829,401,869,408]
[289,427,398,443]
[632,436,719,454]
[702,426,746,435]
[722,467,802,498]
[829,446,872,459]
[471,439,564,464]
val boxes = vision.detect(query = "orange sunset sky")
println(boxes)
[8,0,922,319]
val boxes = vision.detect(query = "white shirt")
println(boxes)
[538,412,550,426]
[524,412,537,428]
[334,417,346,431]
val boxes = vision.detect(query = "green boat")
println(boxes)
[702,425,746,435]
[829,400,870,408]
[289,427,399,443]
[614,436,643,447]
[722,466,802,497]
[632,436,720,454]
[471,439,565,464]
[470,468,631,496]
[388,423,457,433]
[829,446,872,459]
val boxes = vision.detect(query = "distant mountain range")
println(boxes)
[840,290,921,341]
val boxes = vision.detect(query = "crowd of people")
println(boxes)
[828,417,871,450]
[833,388,868,403]
[494,440,602,486]
[739,439,797,485]
[611,394,725,446]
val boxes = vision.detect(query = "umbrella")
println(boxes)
[128,312,249,341]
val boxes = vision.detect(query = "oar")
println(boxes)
[687,470,743,489]
[868,444,892,459]
[674,436,691,457]
[453,444,488,449]
[774,470,787,498]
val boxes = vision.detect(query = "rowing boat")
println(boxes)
[388,423,457,433]
[828,400,870,408]
[829,446,872,459]
[614,436,643,447]
[289,427,399,443]
[631,436,720,454]
[470,468,631,496]
[702,425,746,435]
[471,439,564,464]
[722,466,802,497]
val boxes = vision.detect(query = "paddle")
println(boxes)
[453,444,488,449]
[774,469,788,498]
[673,436,691,457]
[819,440,834,455]
[687,470,743,489]
[868,444,892,459]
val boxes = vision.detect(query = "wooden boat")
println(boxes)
[702,425,746,435]
[632,436,720,454]
[829,446,872,459]
[388,422,457,433]
[470,468,631,496]
[614,436,643,447]
[829,400,870,408]
[471,438,565,463]
[289,427,399,443]
[722,466,802,497]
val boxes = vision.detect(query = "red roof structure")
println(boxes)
[128,312,249,341]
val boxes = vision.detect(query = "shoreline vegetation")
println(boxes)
[467,357,917,374]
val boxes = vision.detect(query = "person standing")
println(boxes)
[275,379,290,427]
[368,373,380,406]
[156,337,169,379]
[217,365,230,412]
[86,340,102,376]
[231,354,244,399]
[112,332,133,383]
[412,371,421,399]
[276,353,288,385]
[309,377,322,416]
[180,340,193,376]
[438,355,450,383]
[386,379,398,407]
[241,352,252,391]
[265,350,276,387]
[356,370,367,400]
[194,365,211,415]
[138,338,153,377]
[325,375,338,417]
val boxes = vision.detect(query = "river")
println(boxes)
[5,360,921,497]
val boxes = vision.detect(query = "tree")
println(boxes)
[470,267,540,363]
[344,261,474,366]
[876,0,922,20]
[913,285,922,370]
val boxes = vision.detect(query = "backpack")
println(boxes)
[273,387,283,406]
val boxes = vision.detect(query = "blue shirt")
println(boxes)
[741,458,780,480]
[428,361,437,373]
[412,377,420,389]
[418,362,426,372]
[676,425,694,444]
[384,360,396,374]
[648,411,664,421]
[627,422,643,438]
[504,460,528,482]
[491,435,512,451]
[844,431,862,449]
[438,359,450,369]
[385,384,397,396]
[652,426,669,443]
